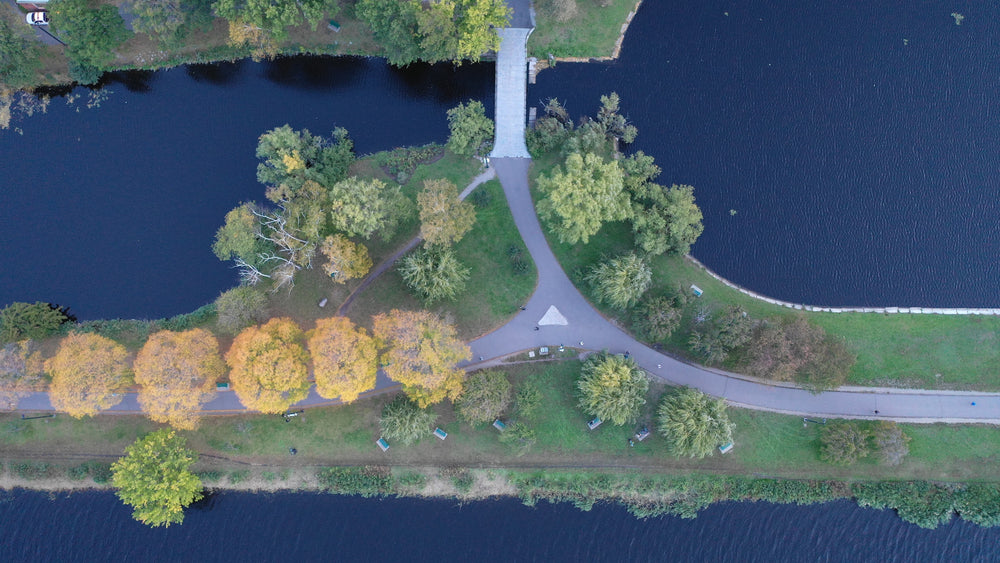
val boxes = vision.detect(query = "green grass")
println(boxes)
[348,179,537,340]
[5,361,1000,483]
[529,0,640,59]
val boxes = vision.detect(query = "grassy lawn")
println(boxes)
[528,159,1000,391]
[5,360,1000,484]
[529,0,639,59]
[348,178,538,340]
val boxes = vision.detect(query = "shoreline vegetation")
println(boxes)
[0,0,641,93]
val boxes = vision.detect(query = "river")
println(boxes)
[1,490,997,562]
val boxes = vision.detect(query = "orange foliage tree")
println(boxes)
[225,318,310,413]
[372,309,470,407]
[134,329,226,430]
[307,317,377,403]
[47,332,132,418]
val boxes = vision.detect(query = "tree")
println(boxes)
[0,19,41,89]
[214,285,269,335]
[656,386,734,459]
[307,317,377,403]
[451,0,509,61]
[398,245,470,303]
[633,293,684,343]
[0,341,44,410]
[356,0,422,66]
[446,100,494,156]
[212,203,271,271]
[0,301,70,343]
[47,332,131,418]
[225,317,310,413]
[576,353,648,426]
[584,253,651,310]
[418,178,476,246]
[213,0,337,42]
[872,421,910,467]
[128,0,185,45]
[688,306,753,364]
[379,395,437,445]
[134,329,224,430]
[327,176,408,239]
[743,317,854,391]
[50,0,131,73]
[595,92,637,144]
[455,369,511,424]
[820,421,871,465]
[320,235,372,283]
[256,125,326,198]
[372,310,470,407]
[536,152,630,245]
[630,184,704,256]
[111,429,202,528]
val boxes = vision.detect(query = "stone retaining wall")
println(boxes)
[686,255,1000,316]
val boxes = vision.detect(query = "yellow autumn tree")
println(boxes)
[417,178,476,246]
[372,309,470,407]
[307,317,377,403]
[134,329,225,430]
[320,234,372,283]
[225,317,310,414]
[227,18,278,61]
[47,332,132,418]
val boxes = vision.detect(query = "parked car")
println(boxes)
[26,11,50,26]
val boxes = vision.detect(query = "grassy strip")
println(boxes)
[529,0,639,59]
[527,159,1000,390]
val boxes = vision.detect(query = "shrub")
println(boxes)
[455,370,512,425]
[317,466,394,497]
[379,395,438,446]
[633,294,684,343]
[872,421,910,466]
[228,470,250,485]
[215,286,268,335]
[398,245,470,303]
[820,421,871,465]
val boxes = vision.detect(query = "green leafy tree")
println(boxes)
[213,0,338,42]
[584,253,651,310]
[820,421,871,465]
[633,293,684,343]
[214,285,269,335]
[656,386,734,458]
[398,245,470,303]
[455,369,511,425]
[872,421,910,467]
[0,302,70,343]
[379,395,437,445]
[0,20,42,89]
[526,98,573,155]
[327,176,408,239]
[576,352,648,426]
[50,0,132,75]
[356,0,422,66]
[418,178,476,246]
[689,306,753,364]
[630,184,704,256]
[212,202,266,263]
[111,429,202,527]
[256,125,326,199]
[446,100,494,156]
[620,151,661,193]
[536,152,630,244]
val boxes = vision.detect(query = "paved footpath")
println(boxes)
[13,2,1000,423]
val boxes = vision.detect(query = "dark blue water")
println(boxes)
[0,58,494,320]
[0,490,996,562]
[534,0,1000,307]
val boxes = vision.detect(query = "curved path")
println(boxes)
[13,3,1000,424]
